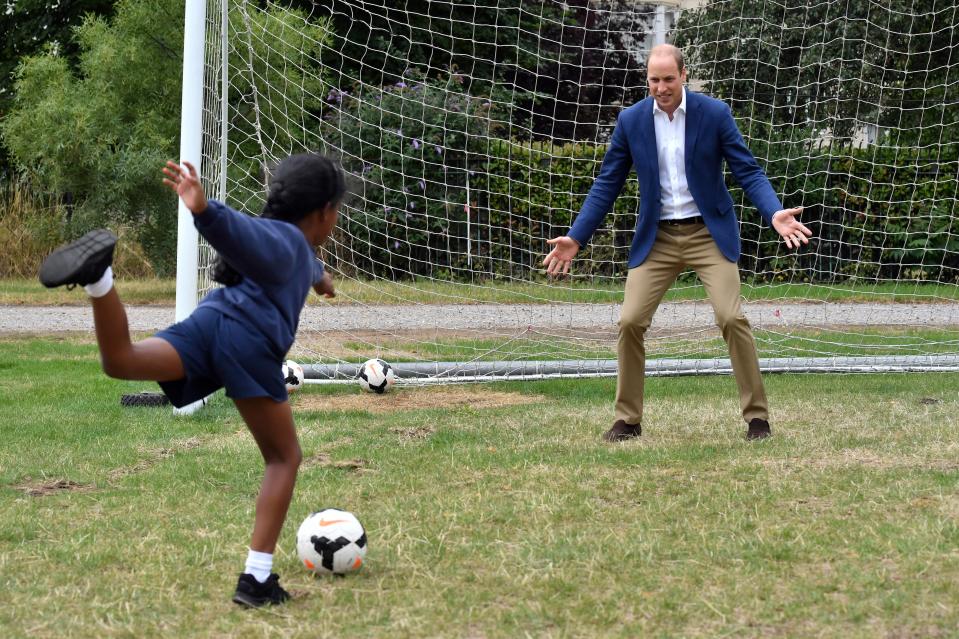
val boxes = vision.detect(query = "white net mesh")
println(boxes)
[194,0,959,381]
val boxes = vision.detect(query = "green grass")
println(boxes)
[2,336,959,637]
[3,277,958,306]
[334,327,959,362]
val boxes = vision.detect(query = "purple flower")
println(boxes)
[409,201,416,210]
[394,241,401,249]
[362,164,372,174]
[395,81,408,89]
[434,145,443,155]
[418,179,426,191]
[383,206,392,213]
[412,139,421,150]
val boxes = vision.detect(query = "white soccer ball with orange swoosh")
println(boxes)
[296,508,367,575]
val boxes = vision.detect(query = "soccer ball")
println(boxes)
[282,359,305,392]
[296,508,367,575]
[358,358,395,394]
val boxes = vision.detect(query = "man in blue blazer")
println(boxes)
[544,44,812,441]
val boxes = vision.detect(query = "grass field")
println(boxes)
[2,336,959,638]
[2,277,958,306]
[331,328,959,363]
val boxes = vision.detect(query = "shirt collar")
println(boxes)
[653,87,687,116]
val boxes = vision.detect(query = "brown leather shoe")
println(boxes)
[747,418,771,440]
[603,420,641,442]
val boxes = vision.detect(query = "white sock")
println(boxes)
[83,266,114,298]
[244,549,273,583]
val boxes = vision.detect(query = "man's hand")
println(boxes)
[313,270,335,298]
[771,207,812,249]
[543,236,581,277]
[162,160,208,214]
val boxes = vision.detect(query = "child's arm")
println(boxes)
[313,268,335,298]
[163,160,292,285]
[162,161,208,214]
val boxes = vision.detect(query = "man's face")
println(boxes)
[647,53,686,114]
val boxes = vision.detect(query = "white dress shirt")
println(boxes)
[653,88,700,220]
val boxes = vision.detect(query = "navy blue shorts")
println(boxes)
[154,306,287,408]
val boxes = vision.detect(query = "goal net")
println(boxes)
[188,0,959,383]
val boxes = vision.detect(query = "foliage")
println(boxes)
[674,0,959,147]
[745,144,959,283]
[480,139,639,279]
[1,0,184,274]
[320,70,500,279]
[2,0,333,276]
[292,0,651,142]
[223,3,332,212]
[0,0,115,172]
[391,135,958,283]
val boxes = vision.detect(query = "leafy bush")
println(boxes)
[2,0,332,277]
[321,70,500,279]
[477,139,958,283]
[1,0,183,274]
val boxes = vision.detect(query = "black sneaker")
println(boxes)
[232,573,291,608]
[39,229,117,289]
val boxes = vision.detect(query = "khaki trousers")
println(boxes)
[615,221,769,425]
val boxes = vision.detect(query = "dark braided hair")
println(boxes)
[211,153,346,286]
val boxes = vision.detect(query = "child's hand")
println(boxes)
[313,271,335,298]
[162,160,208,214]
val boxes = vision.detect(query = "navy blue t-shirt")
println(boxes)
[192,199,325,357]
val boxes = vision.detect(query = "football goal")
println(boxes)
[176,0,959,383]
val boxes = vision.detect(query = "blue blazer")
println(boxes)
[567,90,782,266]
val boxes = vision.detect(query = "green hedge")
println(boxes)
[330,132,959,283]
[752,145,959,283]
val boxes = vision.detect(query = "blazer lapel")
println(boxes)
[684,90,702,174]
[636,98,660,184]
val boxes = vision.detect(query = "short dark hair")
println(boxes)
[648,45,685,74]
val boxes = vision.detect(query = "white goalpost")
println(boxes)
[177,0,959,385]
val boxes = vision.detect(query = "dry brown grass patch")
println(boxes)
[107,437,203,481]
[296,386,542,414]
[14,478,93,496]
[302,451,371,472]
[389,425,436,439]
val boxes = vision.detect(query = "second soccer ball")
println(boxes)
[358,358,395,394]
[282,359,305,392]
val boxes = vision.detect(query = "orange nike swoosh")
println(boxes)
[318,518,349,526]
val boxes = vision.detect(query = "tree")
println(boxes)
[674,0,959,148]
[2,0,332,275]
[0,0,116,173]
[290,0,652,141]
[2,0,183,273]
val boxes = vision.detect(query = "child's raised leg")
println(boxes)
[90,288,184,381]
[39,229,185,382]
